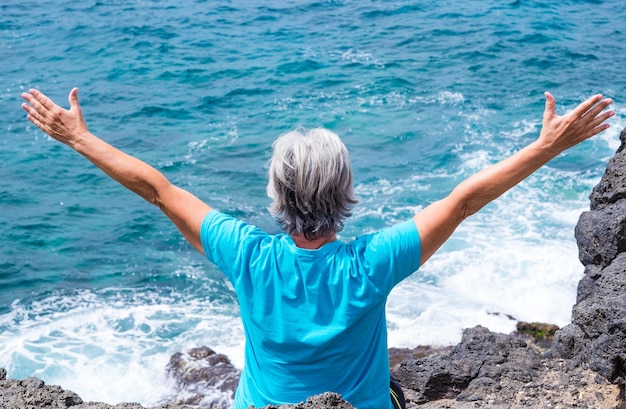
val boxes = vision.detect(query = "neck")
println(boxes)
[291,233,337,249]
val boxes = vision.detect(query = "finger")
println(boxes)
[587,109,615,130]
[586,122,611,139]
[22,94,53,126]
[68,87,79,111]
[543,91,556,119]
[21,102,36,117]
[29,88,55,111]
[21,92,40,112]
[26,113,46,132]
[21,103,47,126]
[571,94,604,117]
[22,91,47,115]
[581,97,613,119]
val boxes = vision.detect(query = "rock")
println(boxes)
[575,200,626,268]
[393,326,542,404]
[589,127,626,211]
[513,321,559,352]
[553,126,626,388]
[255,392,355,409]
[0,374,84,408]
[389,346,453,372]
[165,346,240,407]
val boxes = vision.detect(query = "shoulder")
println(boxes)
[201,210,264,237]
[200,210,276,259]
[353,219,420,251]
[347,220,421,287]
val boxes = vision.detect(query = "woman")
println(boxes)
[21,88,613,409]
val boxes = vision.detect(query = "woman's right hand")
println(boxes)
[22,87,89,148]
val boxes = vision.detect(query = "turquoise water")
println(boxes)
[1,0,625,405]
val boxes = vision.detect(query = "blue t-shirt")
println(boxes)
[200,210,421,409]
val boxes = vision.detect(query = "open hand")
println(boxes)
[539,92,614,154]
[22,88,89,147]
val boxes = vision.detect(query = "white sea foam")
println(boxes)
[437,91,465,105]
[337,48,385,68]
[0,283,244,406]
[381,160,602,348]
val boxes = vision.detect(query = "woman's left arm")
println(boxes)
[413,92,614,266]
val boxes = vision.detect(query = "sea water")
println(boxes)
[1,0,626,405]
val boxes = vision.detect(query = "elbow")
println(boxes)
[152,193,163,209]
[152,187,169,210]
[450,185,486,221]
[460,201,480,220]
[144,185,165,208]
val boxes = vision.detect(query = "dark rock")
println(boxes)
[589,127,626,210]
[0,374,84,408]
[393,326,542,404]
[552,128,626,392]
[575,201,626,268]
[165,346,240,407]
[552,323,586,361]
[389,346,453,372]
[255,392,355,409]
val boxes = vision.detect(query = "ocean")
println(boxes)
[1,0,625,405]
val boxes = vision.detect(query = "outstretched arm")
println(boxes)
[21,88,212,254]
[414,92,614,266]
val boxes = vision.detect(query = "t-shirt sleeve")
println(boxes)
[200,210,264,284]
[365,219,422,292]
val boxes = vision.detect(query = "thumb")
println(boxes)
[68,87,80,111]
[543,91,556,120]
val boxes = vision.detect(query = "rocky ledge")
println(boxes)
[3,128,626,409]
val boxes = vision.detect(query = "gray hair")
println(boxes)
[267,128,358,240]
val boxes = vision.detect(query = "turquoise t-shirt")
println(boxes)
[200,210,421,409]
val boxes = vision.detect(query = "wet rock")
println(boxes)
[165,346,240,407]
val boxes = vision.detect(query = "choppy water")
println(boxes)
[1,0,626,405]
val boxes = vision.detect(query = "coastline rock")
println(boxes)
[393,325,542,404]
[0,374,84,409]
[394,327,621,409]
[553,126,626,388]
[165,346,240,407]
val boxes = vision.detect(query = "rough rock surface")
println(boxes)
[552,127,626,391]
[4,128,626,409]
[394,326,622,409]
[165,346,240,407]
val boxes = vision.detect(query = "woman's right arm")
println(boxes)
[413,92,614,266]
[22,88,212,254]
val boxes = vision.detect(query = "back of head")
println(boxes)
[267,128,358,240]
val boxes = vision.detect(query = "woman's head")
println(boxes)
[267,128,358,240]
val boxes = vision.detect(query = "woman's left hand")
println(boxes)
[538,92,614,155]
